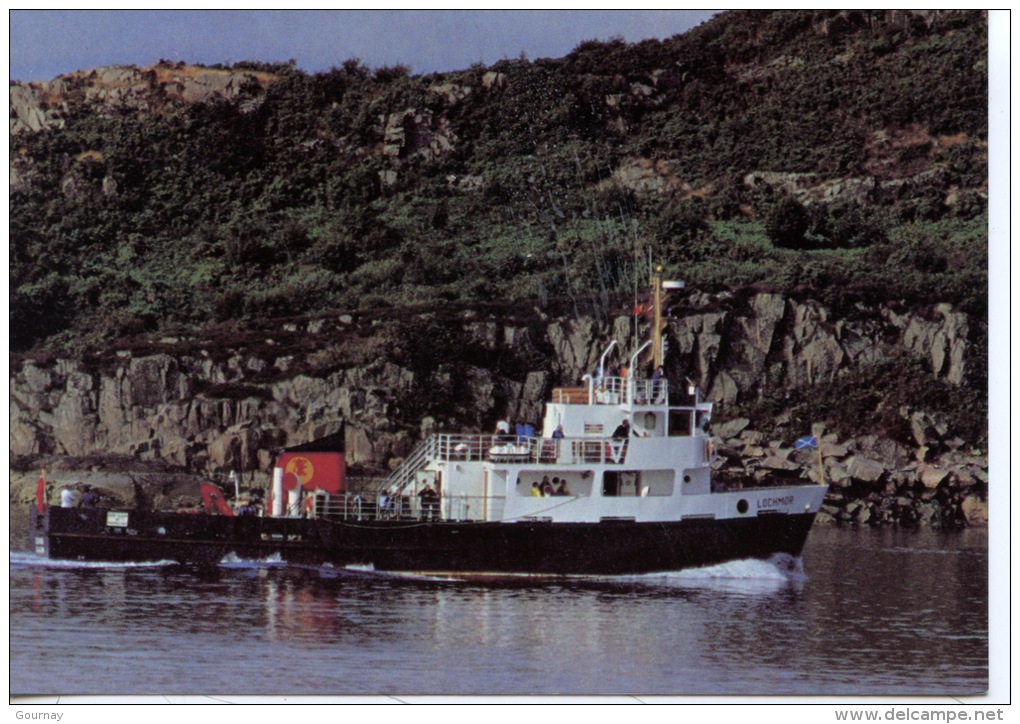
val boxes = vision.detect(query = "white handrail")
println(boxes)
[628,341,651,401]
[598,340,617,383]
[582,374,593,404]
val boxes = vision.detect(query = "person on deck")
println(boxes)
[612,419,632,439]
[418,483,440,521]
[79,485,100,509]
[61,485,76,508]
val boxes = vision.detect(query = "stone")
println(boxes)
[821,441,848,457]
[761,455,798,471]
[919,465,949,488]
[846,455,886,483]
[481,71,505,89]
[739,429,765,445]
[713,417,750,440]
[824,463,850,486]
[960,496,987,526]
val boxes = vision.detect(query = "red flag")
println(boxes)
[276,452,345,495]
[35,470,46,513]
[200,482,235,516]
[632,295,654,317]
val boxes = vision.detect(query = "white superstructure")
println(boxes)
[378,368,825,526]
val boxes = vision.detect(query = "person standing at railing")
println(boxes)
[379,492,394,519]
[612,419,631,438]
[418,483,440,522]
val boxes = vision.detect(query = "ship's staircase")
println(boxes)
[380,436,437,498]
[377,431,551,499]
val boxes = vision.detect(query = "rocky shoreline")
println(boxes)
[711,416,987,528]
[10,417,988,528]
[9,294,986,529]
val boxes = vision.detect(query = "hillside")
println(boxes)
[9,11,989,524]
[10,11,987,349]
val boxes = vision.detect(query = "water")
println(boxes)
[9,513,988,698]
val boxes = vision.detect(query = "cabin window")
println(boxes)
[669,410,693,436]
[515,472,592,497]
[637,412,660,437]
[602,470,675,497]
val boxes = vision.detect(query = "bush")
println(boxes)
[765,197,810,249]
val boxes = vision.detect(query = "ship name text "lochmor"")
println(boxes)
[757,496,795,509]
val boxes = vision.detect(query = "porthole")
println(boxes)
[683,475,692,484]
[736,499,749,515]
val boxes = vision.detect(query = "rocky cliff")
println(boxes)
[10,292,986,526]
[10,62,274,135]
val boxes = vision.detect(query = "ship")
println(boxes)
[31,271,828,577]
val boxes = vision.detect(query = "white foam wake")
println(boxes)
[604,554,806,593]
[9,551,175,569]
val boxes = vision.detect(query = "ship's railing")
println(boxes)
[381,436,437,497]
[379,431,639,503]
[312,492,501,523]
[552,387,589,404]
[419,433,632,466]
[554,377,669,406]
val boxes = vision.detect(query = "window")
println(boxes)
[669,410,693,436]
[602,470,675,497]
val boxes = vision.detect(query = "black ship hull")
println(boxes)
[32,506,817,576]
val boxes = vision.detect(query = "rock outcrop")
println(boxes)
[9,293,985,524]
[10,62,274,136]
[712,425,987,529]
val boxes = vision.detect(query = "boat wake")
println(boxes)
[217,552,288,569]
[13,550,805,592]
[9,551,176,570]
[603,554,806,594]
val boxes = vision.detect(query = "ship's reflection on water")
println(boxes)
[10,526,987,697]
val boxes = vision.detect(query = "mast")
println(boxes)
[650,266,683,370]
[651,266,666,369]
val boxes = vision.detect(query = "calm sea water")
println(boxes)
[9,509,988,698]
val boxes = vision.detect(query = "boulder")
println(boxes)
[846,455,886,483]
[713,418,750,440]
[919,465,950,489]
[960,496,988,526]
[761,455,798,471]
